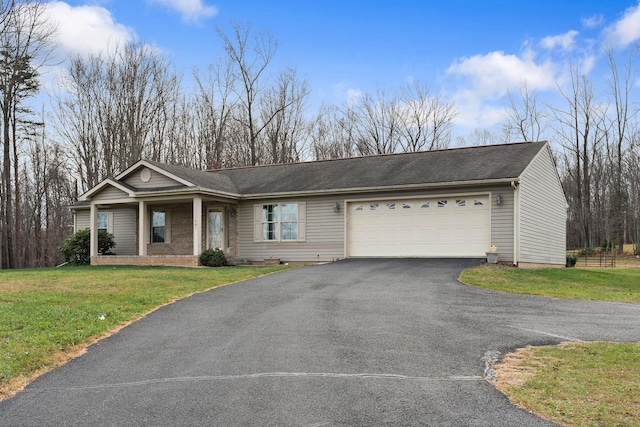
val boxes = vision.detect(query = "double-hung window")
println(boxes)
[254,202,306,242]
[97,213,109,233]
[152,210,166,243]
[97,212,112,234]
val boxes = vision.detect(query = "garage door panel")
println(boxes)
[347,196,490,257]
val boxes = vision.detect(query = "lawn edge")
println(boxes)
[0,267,291,402]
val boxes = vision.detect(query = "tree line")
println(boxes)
[0,1,638,268]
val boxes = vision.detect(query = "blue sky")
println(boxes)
[43,0,640,135]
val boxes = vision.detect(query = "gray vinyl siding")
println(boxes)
[75,210,90,230]
[518,146,567,265]
[236,186,516,263]
[490,189,515,263]
[237,195,344,262]
[111,209,137,255]
[124,168,186,189]
[74,208,137,255]
[96,186,129,200]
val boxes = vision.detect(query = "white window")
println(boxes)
[98,213,109,233]
[97,212,113,234]
[474,200,485,206]
[370,203,379,211]
[152,211,167,243]
[386,202,396,210]
[437,200,448,208]
[456,199,466,207]
[150,210,172,244]
[420,202,430,209]
[280,203,299,240]
[254,202,306,242]
[402,203,412,209]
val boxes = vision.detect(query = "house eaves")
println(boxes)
[235,177,519,200]
[135,186,241,200]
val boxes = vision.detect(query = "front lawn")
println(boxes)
[496,341,640,427]
[461,265,640,426]
[460,265,640,303]
[0,265,291,401]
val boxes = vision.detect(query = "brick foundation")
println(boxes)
[91,255,199,267]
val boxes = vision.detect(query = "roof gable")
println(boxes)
[117,160,195,189]
[79,178,136,201]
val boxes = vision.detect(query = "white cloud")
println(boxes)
[540,30,579,51]
[447,50,558,98]
[582,14,604,29]
[345,88,363,105]
[445,49,564,130]
[603,2,640,48]
[147,0,217,24]
[45,2,136,59]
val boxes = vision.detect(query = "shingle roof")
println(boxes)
[143,160,239,194]
[117,142,545,197]
[208,142,546,195]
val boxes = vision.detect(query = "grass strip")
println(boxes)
[460,265,640,426]
[459,265,640,303]
[0,265,291,400]
[495,342,640,427]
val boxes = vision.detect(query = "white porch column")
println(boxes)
[138,200,148,256]
[90,203,98,258]
[193,196,203,256]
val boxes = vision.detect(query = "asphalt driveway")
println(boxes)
[2,258,640,426]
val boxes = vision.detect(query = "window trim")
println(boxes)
[254,202,306,243]
[97,212,113,234]
[150,209,171,244]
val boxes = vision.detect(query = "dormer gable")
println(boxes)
[117,160,196,190]
[78,179,136,202]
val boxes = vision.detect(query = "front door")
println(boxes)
[207,209,224,250]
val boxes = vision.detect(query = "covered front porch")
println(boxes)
[88,196,238,266]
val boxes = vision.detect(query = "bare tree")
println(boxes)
[627,129,640,255]
[218,22,278,165]
[193,60,235,169]
[503,82,548,142]
[53,43,180,191]
[343,88,401,155]
[604,48,636,253]
[260,67,309,164]
[551,63,609,249]
[308,104,356,160]
[0,0,55,268]
[397,80,456,151]
[457,128,502,146]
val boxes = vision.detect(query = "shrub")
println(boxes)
[578,247,596,256]
[566,254,577,267]
[600,239,617,252]
[59,229,116,265]
[200,248,227,267]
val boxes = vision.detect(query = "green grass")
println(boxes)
[460,265,640,426]
[497,342,640,427]
[0,265,291,400]
[459,265,640,303]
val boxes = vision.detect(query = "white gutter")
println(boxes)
[73,178,520,207]
[237,178,519,200]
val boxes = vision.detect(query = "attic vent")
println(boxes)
[141,168,151,183]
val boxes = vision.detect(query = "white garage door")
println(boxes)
[347,196,490,257]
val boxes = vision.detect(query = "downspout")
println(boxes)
[512,181,520,267]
